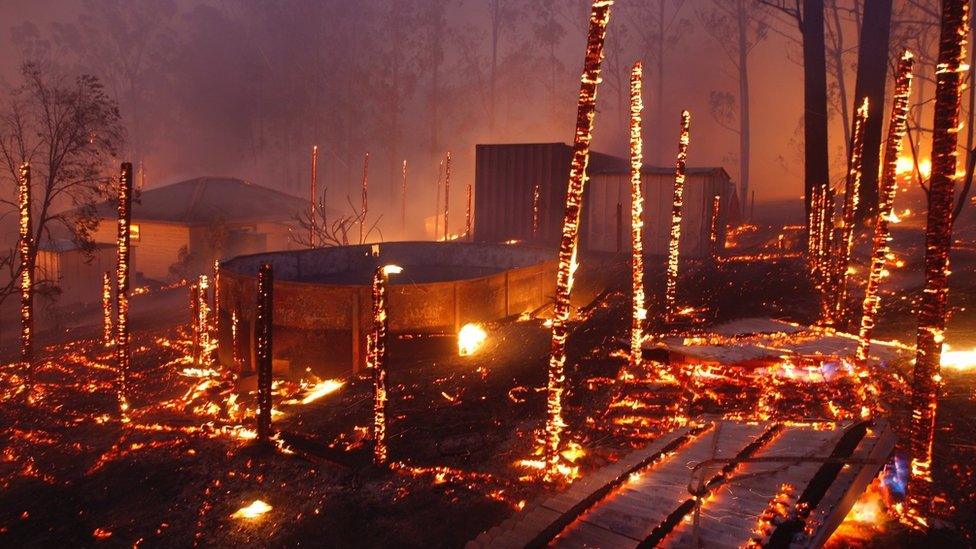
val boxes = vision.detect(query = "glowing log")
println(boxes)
[855,51,914,366]
[102,271,113,347]
[360,152,369,243]
[116,162,133,417]
[664,110,691,324]
[465,182,472,239]
[310,145,318,247]
[231,500,271,520]
[17,162,33,386]
[401,159,407,230]
[372,264,401,465]
[532,182,541,237]
[911,0,968,515]
[446,152,455,239]
[256,263,274,442]
[544,0,613,481]
[833,98,869,321]
[628,61,646,372]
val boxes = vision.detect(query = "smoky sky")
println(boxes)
[0,0,939,238]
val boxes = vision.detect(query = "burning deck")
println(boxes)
[470,418,895,548]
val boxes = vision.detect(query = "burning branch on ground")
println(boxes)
[116,162,133,418]
[628,61,646,373]
[856,51,914,367]
[544,0,613,482]
[910,0,968,519]
[664,110,691,325]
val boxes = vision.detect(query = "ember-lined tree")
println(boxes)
[697,0,769,205]
[0,62,123,308]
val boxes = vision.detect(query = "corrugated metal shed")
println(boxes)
[473,143,735,258]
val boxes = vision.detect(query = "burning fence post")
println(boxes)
[116,162,133,417]
[628,61,646,373]
[911,0,968,515]
[401,159,407,230]
[445,152,453,239]
[361,152,369,243]
[18,162,33,387]
[465,183,473,240]
[855,51,914,366]
[544,0,612,481]
[102,272,114,347]
[372,264,402,465]
[664,110,691,325]
[256,263,274,443]
[833,99,869,321]
[310,145,318,247]
[532,182,541,238]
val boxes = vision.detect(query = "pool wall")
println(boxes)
[216,241,558,377]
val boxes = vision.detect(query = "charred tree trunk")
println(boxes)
[802,0,830,220]
[909,0,970,517]
[852,0,893,221]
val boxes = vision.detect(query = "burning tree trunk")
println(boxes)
[855,51,914,366]
[444,151,451,240]
[190,283,200,365]
[102,271,113,347]
[709,195,721,255]
[532,182,541,238]
[434,160,443,238]
[310,145,318,248]
[833,98,869,322]
[465,182,472,240]
[256,263,274,443]
[628,61,646,373]
[116,162,133,417]
[372,264,401,465]
[18,162,33,386]
[910,0,969,515]
[664,111,691,324]
[360,152,369,243]
[197,275,212,365]
[544,0,612,481]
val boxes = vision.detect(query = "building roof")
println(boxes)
[94,177,309,225]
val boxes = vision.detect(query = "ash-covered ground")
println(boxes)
[1,220,975,548]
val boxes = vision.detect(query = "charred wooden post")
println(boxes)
[372,264,401,465]
[465,182,473,240]
[628,61,646,373]
[116,162,133,417]
[18,162,33,387]
[833,98,870,321]
[310,145,318,247]
[256,263,274,443]
[544,0,612,481]
[360,152,369,243]
[855,51,914,366]
[444,151,452,240]
[102,271,114,348]
[910,0,968,516]
[664,110,691,324]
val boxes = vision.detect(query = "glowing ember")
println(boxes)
[856,51,913,366]
[231,500,272,520]
[911,1,968,516]
[116,162,133,417]
[664,110,691,324]
[300,379,345,404]
[457,323,488,356]
[544,0,612,481]
[941,345,976,372]
[628,61,646,372]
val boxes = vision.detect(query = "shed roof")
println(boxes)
[94,177,308,225]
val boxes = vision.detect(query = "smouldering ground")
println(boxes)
[1,231,975,546]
